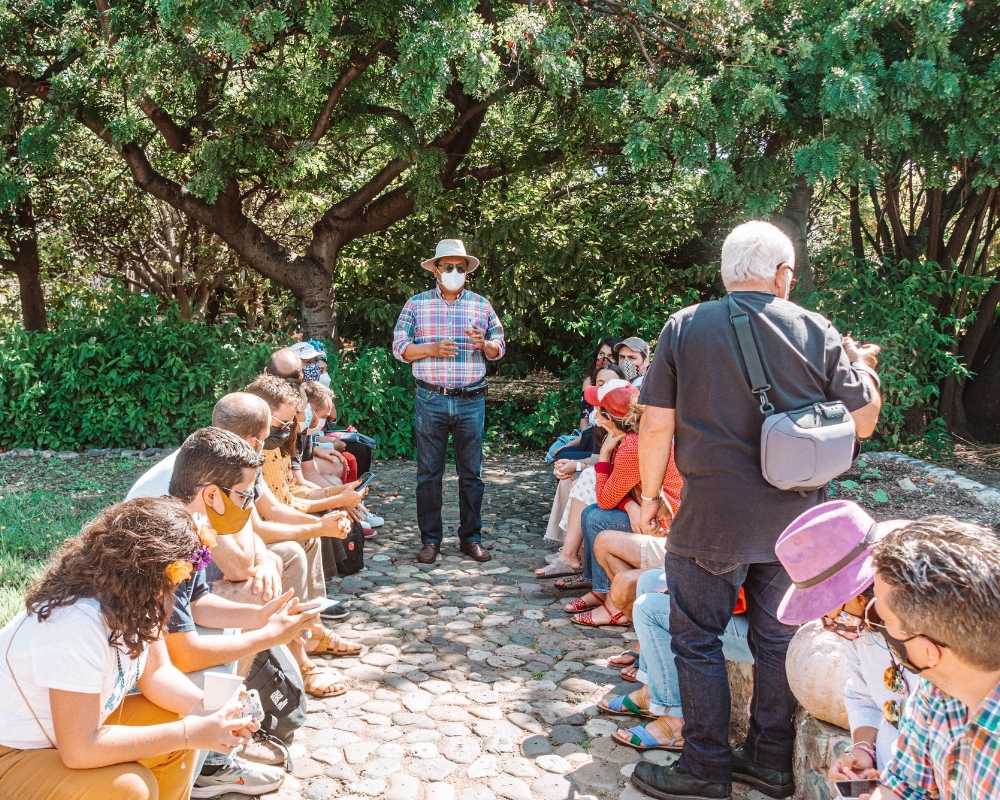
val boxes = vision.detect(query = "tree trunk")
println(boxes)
[1,196,47,331]
[964,330,1000,442]
[13,259,47,331]
[299,266,336,340]
[773,176,814,294]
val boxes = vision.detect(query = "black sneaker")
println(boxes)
[730,744,794,798]
[320,600,350,621]
[630,761,731,799]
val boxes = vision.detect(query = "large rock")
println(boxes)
[785,622,852,729]
[793,710,851,800]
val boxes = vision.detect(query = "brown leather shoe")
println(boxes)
[417,543,439,564]
[460,541,492,562]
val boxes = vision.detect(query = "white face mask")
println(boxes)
[439,270,466,292]
[588,408,599,426]
[303,403,313,430]
[318,372,331,388]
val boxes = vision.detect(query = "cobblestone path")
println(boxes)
[266,456,763,800]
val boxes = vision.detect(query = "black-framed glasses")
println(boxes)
[439,263,467,274]
[779,263,798,290]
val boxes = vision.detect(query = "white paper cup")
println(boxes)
[203,672,244,711]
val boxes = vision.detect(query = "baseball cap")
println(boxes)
[289,341,324,360]
[583,379,638,417]
[615,337,650,358]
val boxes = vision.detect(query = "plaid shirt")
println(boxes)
[882,677,1000,799]
[392,288,505,388]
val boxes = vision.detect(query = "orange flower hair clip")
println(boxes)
[165,559,194,584]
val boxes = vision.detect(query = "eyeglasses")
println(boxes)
[438,263,467,274]
[779,263,798,290]
[218,485,256,510]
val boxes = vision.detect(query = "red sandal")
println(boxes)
[572,603,628,627]
[563,593,602,613]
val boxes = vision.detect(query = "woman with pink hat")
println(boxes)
[775,500,913,780]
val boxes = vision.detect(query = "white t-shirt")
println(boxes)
[126,450,178,500]
[0,598,148,749]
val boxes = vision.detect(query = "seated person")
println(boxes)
[162,428,317,794]
[773,500,914,780]
[566,384,683,627]
[538,367,626,578]
[0,497,258,800]
[247,374,368,521]
[550,338,621,461]
[863,516,1000,800]
[600,568,751,751]
[614,336,650,386]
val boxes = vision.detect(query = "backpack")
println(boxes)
[321,521,365,578]
[728,295,857,492]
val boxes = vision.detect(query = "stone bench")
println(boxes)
[727,660,851,800]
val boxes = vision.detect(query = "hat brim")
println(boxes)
[421,255,480,273]
[777,519,910,625]
[583,385,601,407]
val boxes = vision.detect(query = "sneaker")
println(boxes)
[240,735,289,768]
[363,511,384,528]
[320,599,350,621]
[191,757,285,798]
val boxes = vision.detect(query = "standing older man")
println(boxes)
[632,221,883,800]
[393,239,506,565]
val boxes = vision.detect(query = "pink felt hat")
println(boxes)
[776,500,910,625]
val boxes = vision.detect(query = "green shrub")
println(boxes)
[0,287,278,449]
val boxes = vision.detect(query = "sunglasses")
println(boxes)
[438,264,467,274]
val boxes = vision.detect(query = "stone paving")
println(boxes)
[264,456,768,800]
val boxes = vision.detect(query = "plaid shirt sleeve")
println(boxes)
[881,680,940,799]
[484,301,506,361]
[392,299,417,362]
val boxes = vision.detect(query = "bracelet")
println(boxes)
[851,741,875,760]
[640,494,659,503]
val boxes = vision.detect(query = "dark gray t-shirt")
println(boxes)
[167,568,210,634]
[640,291,874,563]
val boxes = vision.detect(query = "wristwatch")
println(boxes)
[575,462,583,473]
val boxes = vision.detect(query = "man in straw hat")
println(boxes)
[392,239,505,565]
[631,220,884,800]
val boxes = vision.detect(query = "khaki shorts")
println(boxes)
[637,534,668,570]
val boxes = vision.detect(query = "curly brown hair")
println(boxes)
[24,497,200,658]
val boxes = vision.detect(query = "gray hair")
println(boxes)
[874,516,1000,670]
[720,221,795,288]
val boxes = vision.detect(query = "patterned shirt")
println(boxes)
[392,287,505,388]
[882,676,1000,799]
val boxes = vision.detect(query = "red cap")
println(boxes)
[585,380,638,418]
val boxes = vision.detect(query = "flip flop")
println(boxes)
[535,556,582,579]
[620,663,640,683]
[554,575,592,591]
[572,603,628,627]
[598,693,656,720]
[608,650,638,667]
[613,723,684,752]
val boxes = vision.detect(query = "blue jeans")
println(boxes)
[666,552,798,783]
[580,504,632,594]
[633,570,753,717]
[414,386,486,546]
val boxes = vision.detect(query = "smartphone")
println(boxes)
[293,598,326,614]
[835,780,879,798]
[357,471,376,490]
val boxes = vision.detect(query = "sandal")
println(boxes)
[572,603,628,627]
[598,693,656,720]
[307,629,362,658]
[555,575,592,591]
[608,650,638,668]
[564,593,603,613]
[300,663,347,698]
[535,556,582,579]
[620,663,640,683]
[612,722,684,752]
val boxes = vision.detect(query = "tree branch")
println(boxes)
[308,42,387,144]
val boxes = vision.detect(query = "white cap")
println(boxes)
[289,341,324,360]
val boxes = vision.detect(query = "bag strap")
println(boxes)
[5,615,57,749]
[726,295,775,417]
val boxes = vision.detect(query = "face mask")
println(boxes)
[588,408,599,426]
[303,403,314,430]
[204,486,253,535]
[620,359,639,382]
[263,424,293,450]
[303,362,323,382]
[881,630,931,674]
[313,417,327,433]
[318,372,331,388]
[440,270,466,292]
